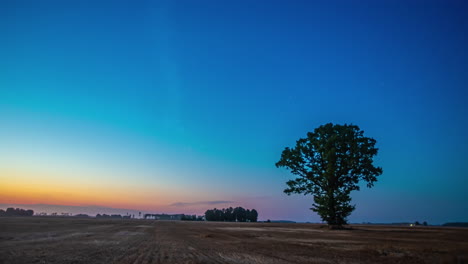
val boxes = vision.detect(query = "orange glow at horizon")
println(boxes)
[0,168,180,211]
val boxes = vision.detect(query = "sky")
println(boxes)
[1,0,467,224]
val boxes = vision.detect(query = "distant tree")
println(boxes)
[232,207,238,222]
[230,207,237,221]
[75,214,89,218]
[213,208,223,221]
[231,208,237,221]
[204,210,215,221]
[224,207,234,221]
[423,221,428,226]
[249,209,258,222]
[0,208,34,217]
[234,207,247,222]
[181,214,199,221]
[276,123,383,228]
[415,221,421,226]
[204,207,258,222]
[96,214,118,218]
[6,208,15,215]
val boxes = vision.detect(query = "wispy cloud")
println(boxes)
[169,200,234,207]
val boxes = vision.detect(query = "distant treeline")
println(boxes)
[205,207,258,222]
[181,214,204,221]
[74,214,90,218]
[96,214,132,219]
[0,208,34,217]
[442,222,468,227]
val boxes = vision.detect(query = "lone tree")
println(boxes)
[276,123,382,228]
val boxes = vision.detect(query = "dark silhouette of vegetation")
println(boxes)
[276,123,382,228]
[204,207,258,222]
[181,214,204,221]
[74,214,90,218]
[442,222,468,227]
[413,221,428,226]
[96,214,124,219]
[248,209,258,222]
[0,208,34,217]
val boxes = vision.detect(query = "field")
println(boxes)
[1,217,467,264]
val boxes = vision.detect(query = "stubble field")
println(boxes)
[1,217,467,264]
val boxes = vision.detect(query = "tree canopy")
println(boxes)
[0,208,34,217]
[276,123,382,227]
[204,207,258,222]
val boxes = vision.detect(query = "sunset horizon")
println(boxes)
[2,1,468,263]
[2,0,467,225]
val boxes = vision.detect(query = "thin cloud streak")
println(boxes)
[169,200,234,207]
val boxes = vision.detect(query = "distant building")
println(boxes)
[144,214,184,220]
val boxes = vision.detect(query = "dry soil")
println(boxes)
[1,217,467,263]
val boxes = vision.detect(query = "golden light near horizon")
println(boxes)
[0,168,184,210]
[1,0,466,225]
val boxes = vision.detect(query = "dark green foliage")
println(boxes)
[276,123,382,227]
[204,207,258,222]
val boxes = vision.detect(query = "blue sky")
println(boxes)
[1,0,467,223]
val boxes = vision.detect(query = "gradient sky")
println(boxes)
[1,0,467,223]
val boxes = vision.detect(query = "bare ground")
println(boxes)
[1,217,467,263]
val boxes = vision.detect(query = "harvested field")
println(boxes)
[1,217,467,263]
